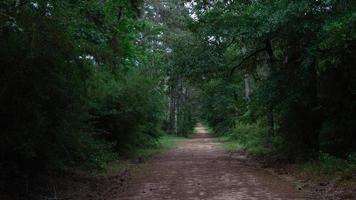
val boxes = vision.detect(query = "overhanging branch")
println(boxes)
[229,47,266,76]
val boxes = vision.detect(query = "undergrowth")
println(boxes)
[302,152,356,177]
[132,135,187,158]
[101,135,186,175]
[215,122,356,177]
[211,137,243,152]
[212,122,272,155]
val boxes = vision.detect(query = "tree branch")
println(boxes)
[224,37,236,49]
[229,47,266,76]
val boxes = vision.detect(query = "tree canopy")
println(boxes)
[0,0,355,199]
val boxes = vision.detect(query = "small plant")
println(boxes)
[128,135,187,158]
[302,152,356,176]
[318,152,348,174]
[228,122,270,155]
[223,141,243,152]
[347,153,356,173]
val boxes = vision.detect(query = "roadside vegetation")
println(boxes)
[0,1,192,199]
[189,0,355,167]
[103,134,187,175]
[128,135,188,159]
[302,152,356,176]
[0,0,355,199]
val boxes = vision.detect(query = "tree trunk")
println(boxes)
[168,83,176,134]
[241,44,251,102]
[244,74,251,101]
[177,77,184,136]
[266,106,274,136]
[265,39,275,136]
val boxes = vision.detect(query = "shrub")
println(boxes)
[228,122,270,155]
[303,152,356,176]
[90,69,165,155]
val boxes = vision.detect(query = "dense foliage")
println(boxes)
[0,0,355,198]
[185,0,356,159]
[0,0,166,197]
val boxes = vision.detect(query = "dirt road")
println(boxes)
[117,124,313,200]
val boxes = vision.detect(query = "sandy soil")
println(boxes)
[116,124,313,200]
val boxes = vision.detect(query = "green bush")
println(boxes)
[347,153,356,173]
[318,152,348,174]
[78,133,118,170]
[303,152,356,175]
[0,1,166,198]
[227,122,270,155]
[90,68,165,155]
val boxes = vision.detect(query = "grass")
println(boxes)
[224,141,243,152]
[209,122,272,155]
[102,134,187,175]
[135,135,187,157]
[211,136,243,152]
[301,152,356,178]
[206,126,214,134]
[211,135,269,154]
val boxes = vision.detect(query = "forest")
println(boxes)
[0,0,355,199]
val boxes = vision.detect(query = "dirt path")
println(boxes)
[116,124,313,200]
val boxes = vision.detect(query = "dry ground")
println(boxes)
[116,124,313,200]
